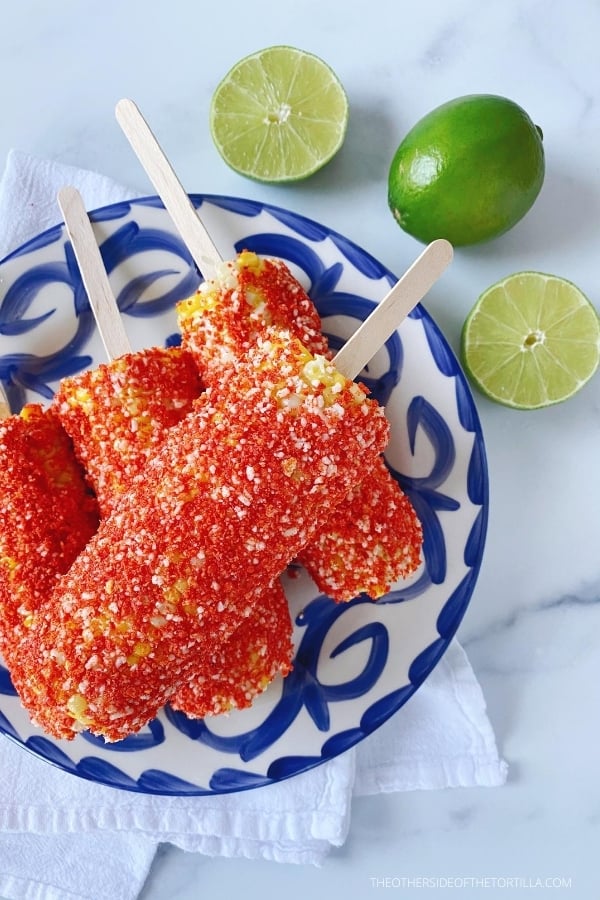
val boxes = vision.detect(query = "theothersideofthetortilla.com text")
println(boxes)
[368,876,572,890]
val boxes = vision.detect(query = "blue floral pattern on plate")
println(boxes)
[0,195,488,795]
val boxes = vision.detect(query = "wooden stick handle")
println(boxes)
[333,239,453,381]
[57,187,132,361]
[0,383,10,419]
[115,98,223,281]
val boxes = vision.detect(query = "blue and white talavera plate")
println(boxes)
[0,195,488,795]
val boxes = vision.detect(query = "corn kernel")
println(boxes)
[67,694,91,724]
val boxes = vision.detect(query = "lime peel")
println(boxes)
[461,272,600,409]
[387,94,545,246]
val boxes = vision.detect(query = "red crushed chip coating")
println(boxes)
[0,404,100,736]
[299,455,423,600]
[171,578,293,718]
[0,404,99,644]
[177,250,330,385]
[53,345,203,516]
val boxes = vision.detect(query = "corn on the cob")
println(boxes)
[52,340,293,717]
[177,250,423,601]
[0,403,99,707]
[15,329,388,741]
[177,250,330,382]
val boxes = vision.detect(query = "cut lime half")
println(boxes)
[461,271,600,409]
[209,46,348,183]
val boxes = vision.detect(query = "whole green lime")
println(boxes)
[387,94,545,246]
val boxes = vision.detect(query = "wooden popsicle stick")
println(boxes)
[115,98,223,281]
[333,239,453,381]
[0,383,10,419]
[57,187,132,360]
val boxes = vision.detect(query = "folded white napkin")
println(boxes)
[0,150,507,900]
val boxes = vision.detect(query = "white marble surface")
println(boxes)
[1,0,599,896]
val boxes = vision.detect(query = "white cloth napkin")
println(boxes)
[0,150,507,900]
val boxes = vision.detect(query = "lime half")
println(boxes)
[209,46,348,183]
[461,272,600,409]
